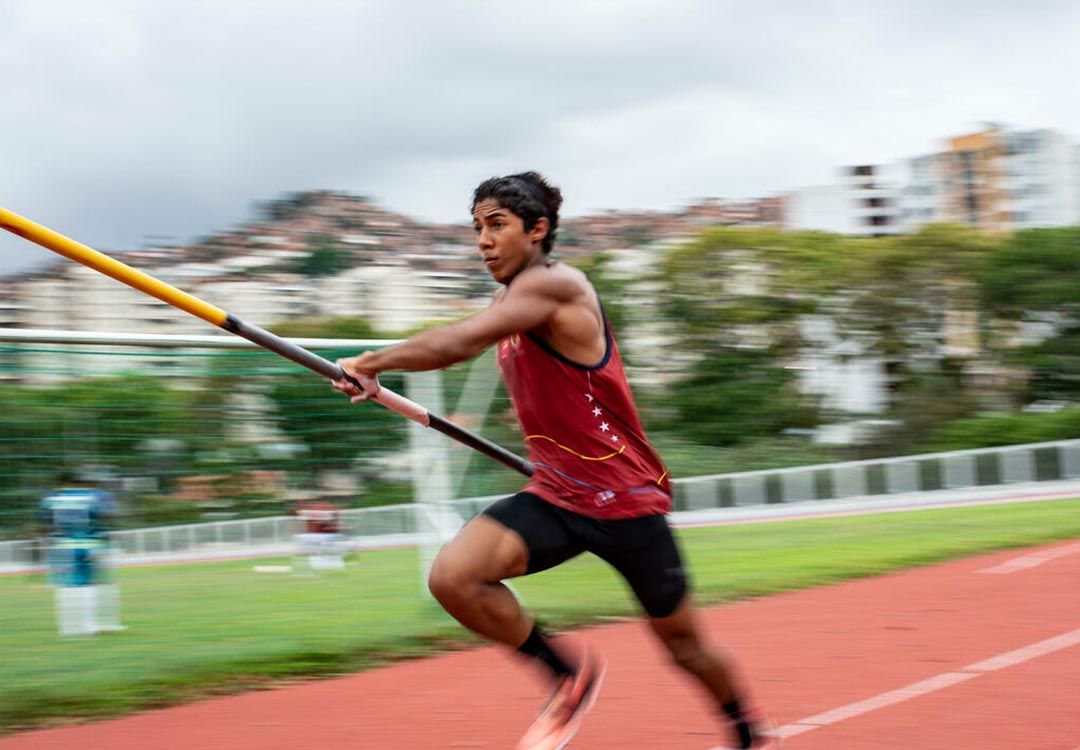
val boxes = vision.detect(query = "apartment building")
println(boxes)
[902,127,1080,232]
[900,152,950,230]
[680,196,785,227]
[313,262,469,334]
[1001,129,1078,228]
[785,164,903,236]
[0,278,23,327]
[941,129,1010,230]
[789,127,1079,236]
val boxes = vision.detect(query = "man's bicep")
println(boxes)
[456,286,559,346]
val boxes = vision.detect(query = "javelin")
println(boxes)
[0,207,533,477]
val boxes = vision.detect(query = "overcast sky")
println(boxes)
[2,0,1079,274]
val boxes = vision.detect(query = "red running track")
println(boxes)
[3,539,1079,750]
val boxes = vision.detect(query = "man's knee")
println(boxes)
[652,616,714,676]
[427,556,471,605]
[662,633,696,665]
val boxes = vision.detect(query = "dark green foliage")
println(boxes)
[267,364,406,470]
[978,228,1080,404]
[662,350,810,446]
[920,405,1080,451]
[568,252,629,336]
[271,316,381,340]
[978,227,1080,316]
[292,234,351,277]
[0,375,208,533]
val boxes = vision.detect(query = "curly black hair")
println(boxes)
[470,172,564,254]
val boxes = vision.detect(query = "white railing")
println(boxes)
[3,439,1079,572]
[672,438,1080,510]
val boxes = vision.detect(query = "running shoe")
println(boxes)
[517,651,606,750]
[746,708,782,749]
[712,708,782,750]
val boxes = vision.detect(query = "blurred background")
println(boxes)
[2,0,1080,735]
[3,0,1080,532]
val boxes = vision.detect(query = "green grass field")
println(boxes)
[3,497,1080,734]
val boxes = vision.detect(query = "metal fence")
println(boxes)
[672,438,1080,511]
[0,328,515,532]
[3,438,1079,572]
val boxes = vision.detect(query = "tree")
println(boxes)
[292,234,351,277]
[568,252,630,336]
[661,349,810,446]
[267,315,406,471]
[267,369,406,470]
[0,375,205,535]
[654,229,853,443]
[978,227,1080,403]
[979,227,1080,316]
[653,225,1007,447]
[272,316,382,340]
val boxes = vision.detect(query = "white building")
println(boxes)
[785,185,853,234]
[313,263,448,334]
[1001,129,1079,229]
[200,273,319,325]
[900,127,1080,233]
[9,264,202,381]
[785,164,903,236]
[900,153,949,230]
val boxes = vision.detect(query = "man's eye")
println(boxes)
[492,222,504,229]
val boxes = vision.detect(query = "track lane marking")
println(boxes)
[962,628,1080,672]
[706,626,1080,747]
[977,542,1080,574]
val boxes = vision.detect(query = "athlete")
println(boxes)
[334,172,777,749]
[293,499,347,571]
[40,470,125,636]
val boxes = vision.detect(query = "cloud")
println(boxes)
[2,0,1079,274]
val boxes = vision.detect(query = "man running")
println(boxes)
[334,172,777,749]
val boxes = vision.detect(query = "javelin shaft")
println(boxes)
[0,207,533,477]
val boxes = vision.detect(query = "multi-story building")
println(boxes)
[0,278,25,327]
[785,164,903,236]
[941,129,1010,231]
[900,153,950,230]
[1001,129,1078,229]
[680,196,785,227]
[902,126,1080,232]
[791,127,1079,236]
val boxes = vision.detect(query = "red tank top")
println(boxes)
[496,315,672,519]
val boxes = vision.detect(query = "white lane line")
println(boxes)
[773,672,978,739]
[755,626,1080,744]
[963,628,1080,672]
[977,542,1080,574]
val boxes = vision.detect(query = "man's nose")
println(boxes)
[478,227,495,249]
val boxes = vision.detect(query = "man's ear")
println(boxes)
[529,216,550,244]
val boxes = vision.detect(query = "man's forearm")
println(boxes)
[366,323,483,373]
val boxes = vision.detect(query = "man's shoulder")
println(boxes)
[508,263,592,300]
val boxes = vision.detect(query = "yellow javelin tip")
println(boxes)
[0,206,229,328]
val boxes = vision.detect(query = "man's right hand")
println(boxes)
[333,354,381,402]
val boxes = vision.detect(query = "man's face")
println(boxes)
[471,198,546,284]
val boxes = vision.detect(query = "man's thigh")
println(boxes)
[482,492,586,575]
[588,514,688,618]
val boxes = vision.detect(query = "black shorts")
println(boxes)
[482,492,688,618]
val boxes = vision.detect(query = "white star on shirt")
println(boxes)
[585,394,594,402]
[599,422,610,433]
[592,407,601,417]
[611,434,620,443]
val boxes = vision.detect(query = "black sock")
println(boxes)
[517,624,574,680]
[722,699,754,749]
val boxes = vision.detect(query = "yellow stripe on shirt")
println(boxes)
[524,434,626,461]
